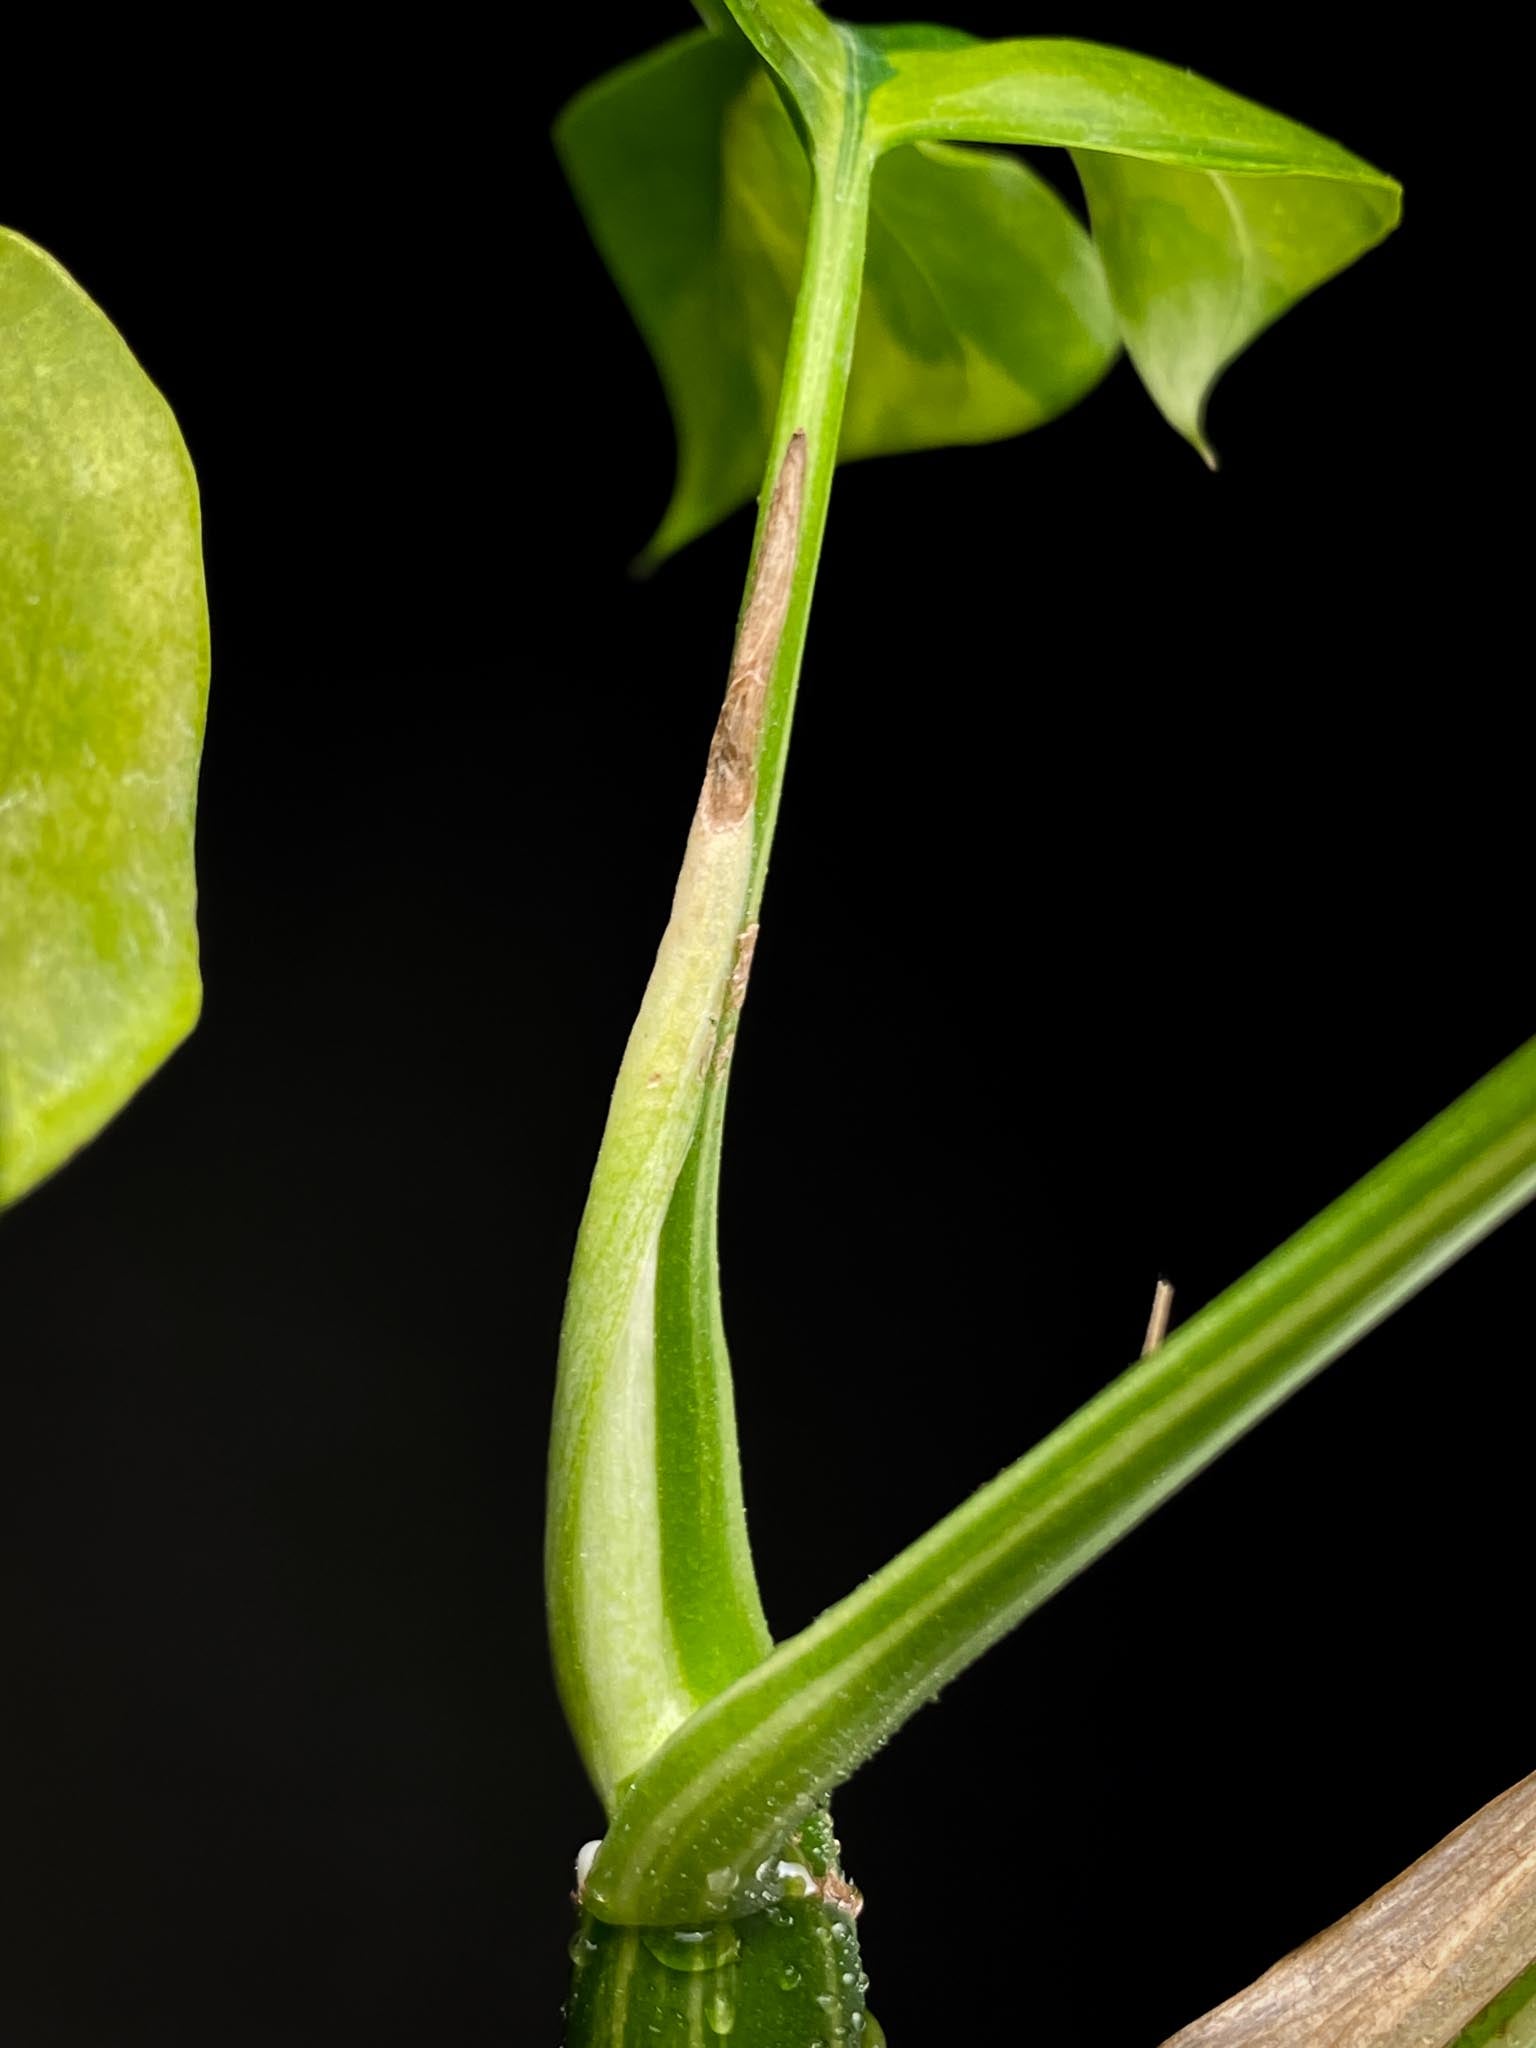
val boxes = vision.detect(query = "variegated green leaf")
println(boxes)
[557,30,1117,564]
[0,229,208,1206]
[861,33,1401,459]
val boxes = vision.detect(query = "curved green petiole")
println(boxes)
[546,438,811,1805]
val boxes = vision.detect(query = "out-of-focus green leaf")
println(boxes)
[556,30,1118,564]
[556,34,761,567]
[864,32,1397,171]
[862,35,1401,460]
[586,1042,1536,1925]
[561,21,1400,534]
[1071,149,1399,463]
[853,139,1118,457]
[0,229,208,1207]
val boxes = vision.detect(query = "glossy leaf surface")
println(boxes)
[572,17,1401,513]
[586,1042,1536,1925]
[556,30,1117,563]
[0,229,208,1207]
[862,34,1401,459]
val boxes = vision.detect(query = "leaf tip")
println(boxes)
[1181,408,1219,471]
[632,495,708,580]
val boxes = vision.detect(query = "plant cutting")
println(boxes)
[544,3,1536,2041]
[2,6,1533,2043]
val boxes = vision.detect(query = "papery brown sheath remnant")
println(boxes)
[700,430,807,830]
[711,921,762,1079]
[1142,1279,1176,1356]
[1162,1769,1536,2048]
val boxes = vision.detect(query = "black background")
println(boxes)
[1,6,1529,2043]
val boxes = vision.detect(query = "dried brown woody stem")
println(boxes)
[1162,1770,1536,2048]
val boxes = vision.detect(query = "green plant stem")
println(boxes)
[561,95,884,2048]
[651,98,876,1689]
[742,125,873,919]
[589,1039,1536,1924]
[547,42,879,1822]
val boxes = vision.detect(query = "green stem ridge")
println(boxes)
[642,53,877,1737]
[651,110,878,1570]
[743,114,874,918]
[588,1040,1536,1924]
[547,97,877,1807]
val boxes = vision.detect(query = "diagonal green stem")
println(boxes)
[588,1040,1536,1925]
